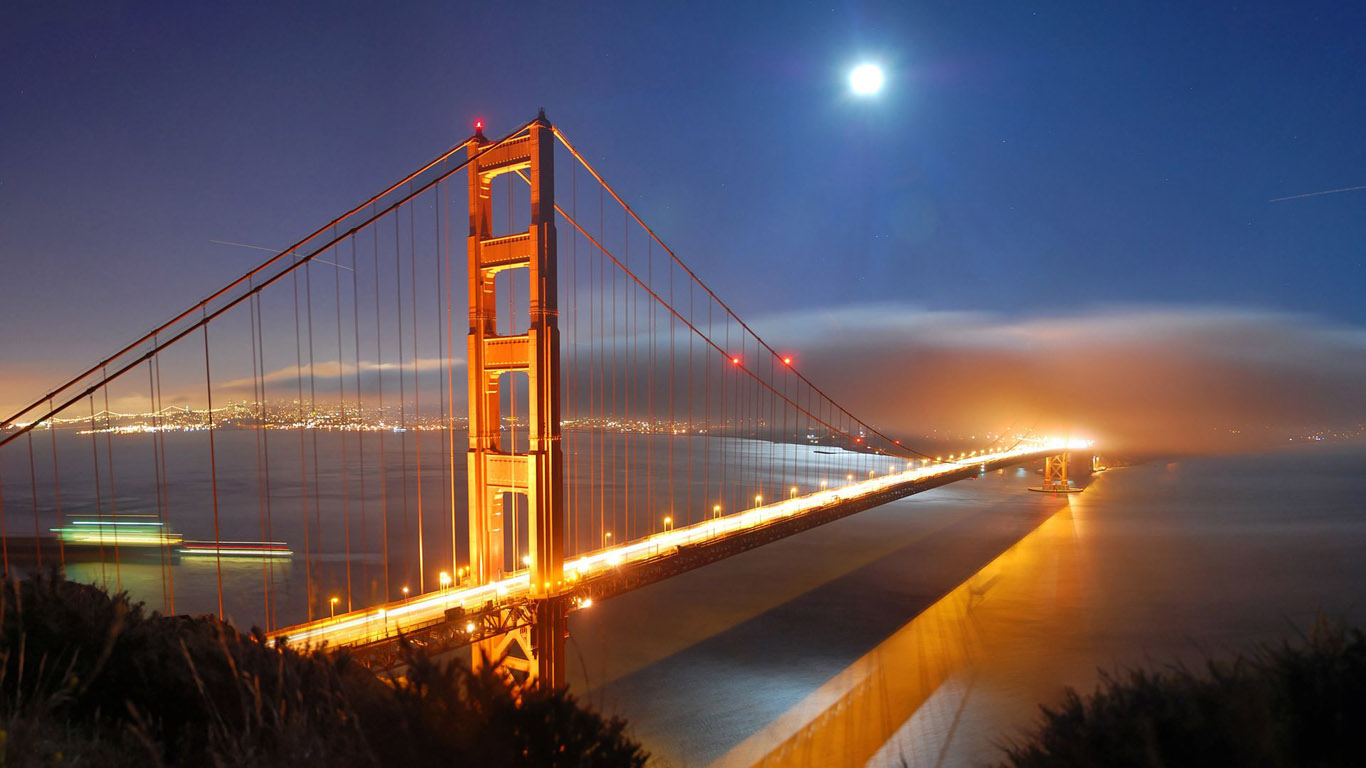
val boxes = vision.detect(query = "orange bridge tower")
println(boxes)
[465,111,567,688]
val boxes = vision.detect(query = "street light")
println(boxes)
[663,516,673,532]
[439,571,452,589]
[754,494,763,506]
[604,531,613,548]
[789,486,798,499]
[402,586,410,600]
[713,504,722,519]
[330,596,339,619]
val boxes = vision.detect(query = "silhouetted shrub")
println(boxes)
[1001,617,1366,768]
[0,573,647,767]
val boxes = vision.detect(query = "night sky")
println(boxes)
[3,1,1364,446]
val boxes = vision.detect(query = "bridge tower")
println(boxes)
[466,112,567,689]
[1029,452,1082,494]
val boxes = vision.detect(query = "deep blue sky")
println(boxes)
[2,0,1363,391]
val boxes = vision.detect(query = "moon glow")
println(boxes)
[849,63,885,95]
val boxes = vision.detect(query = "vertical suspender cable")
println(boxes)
[203,321,225,620]
[154,351,175,613]
[148,360,169,612]
[252,294,273,627]
[248,289,273,628]
[434,182,451,584]
[626,211,635,538]
[26,433,41,568]
[667,243,675,526]
[335,244,353,611]
[49,398,65,568]
[410,203,425,592]
[569,161,578,556]
[597,188,605,546]
[646,237,653,532]
[88,396,106,587]
[102,372,121,590]
[443,181,458,583]
[609,195,617,544]
[305,261,324,604]
[351,236,367,604]
[395,214,410,589]
[374,214,391,600]
[293,270,314,621]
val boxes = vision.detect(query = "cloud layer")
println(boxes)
[751,304,1366,453]
[9,303,1363,457]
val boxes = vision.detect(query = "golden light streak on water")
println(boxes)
[711,500,1085,768]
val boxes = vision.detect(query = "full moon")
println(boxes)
[849,63,885,95]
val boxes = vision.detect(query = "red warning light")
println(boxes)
[782,357,792,365]
[731,356,740,365]
[474,119,484,131]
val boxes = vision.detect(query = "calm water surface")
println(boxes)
[566,441,1366,767]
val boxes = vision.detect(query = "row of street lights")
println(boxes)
[321,454,1006,618]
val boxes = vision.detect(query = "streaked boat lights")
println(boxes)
[51,516,293,559]
[53,518,182,547]
[179,540,294,558]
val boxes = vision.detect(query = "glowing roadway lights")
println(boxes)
[269,438,1067,651]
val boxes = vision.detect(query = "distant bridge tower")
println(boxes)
[1029,452,1082,494]
[466,111,567,689]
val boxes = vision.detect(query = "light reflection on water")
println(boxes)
[579,442,1366,768]
[714,504,1081,768]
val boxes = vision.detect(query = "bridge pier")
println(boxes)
[1029,452,1083,494]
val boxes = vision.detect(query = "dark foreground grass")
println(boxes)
[1001,618,1366,768]
[0,573,647,767]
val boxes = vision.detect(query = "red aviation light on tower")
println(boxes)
[782,356,792,365]
[731,356,741,365]
[474,119,484,131]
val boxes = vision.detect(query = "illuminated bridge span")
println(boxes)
[0,112,1067,689]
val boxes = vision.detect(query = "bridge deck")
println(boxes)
[267,443,1060,663]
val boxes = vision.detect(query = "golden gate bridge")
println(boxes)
[0,111,1071,690]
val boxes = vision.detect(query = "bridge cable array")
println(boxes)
[0,118,1014,633]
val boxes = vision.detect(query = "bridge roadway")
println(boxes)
[267,441,1063,666]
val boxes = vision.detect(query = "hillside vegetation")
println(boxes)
[0,574,647,767]
[1002,618,1366,768]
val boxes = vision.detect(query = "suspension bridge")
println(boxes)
[0,111,1072,690]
